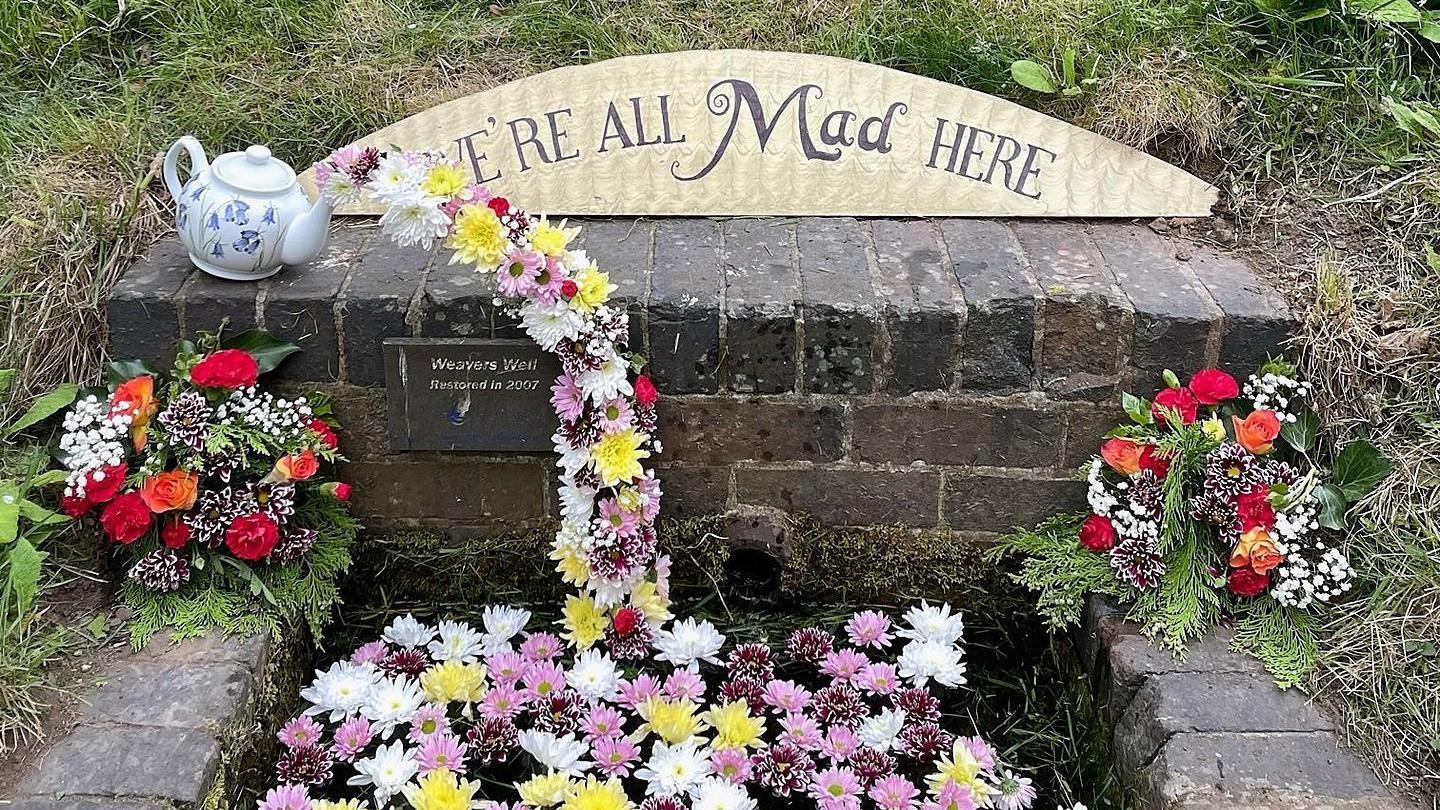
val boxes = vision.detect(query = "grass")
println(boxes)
[1,0,1437,798]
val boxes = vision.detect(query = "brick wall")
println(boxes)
[108,218,1292,536]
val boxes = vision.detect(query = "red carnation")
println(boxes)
[633,375,658,407]
[161,517,191,549]
[308,418,339,450]
[487,197,510,217]
[1138,445,1171,479]
[612,605,643,636]
[99,491,153,544]
[225,512,280,561]
[190,349,260,390]
[1228,566,1269,598]
[85,464,129,505]
[560,279,579,299]
[1079,514,1116,552]
[322,481,352,502]
[1188,369,1239,406]
[61,495,92,518]
[1151,386,1199,426]
[1236,486,1276,532]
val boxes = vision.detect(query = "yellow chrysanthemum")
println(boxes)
[531,217,578,256]
[703,699,764,750]
[402,768,479,810]
[313,801,365,810]
[926,740,987,797]
[419,660,487,703]
[421,164,468,198]
[562,777,633,810]
[569,265,615,313]
[447,204,507,270]
[519,772,574,808]
[629,579,672,625]
[591,429,650,487]
[562,594,606,649]
[550,541,591,586]
[639,696,706,744]
[615,486,643,512]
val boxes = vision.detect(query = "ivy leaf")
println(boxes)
[1122,392,1154,425]
[5,537,47,615]
[1332,440,1392,500]
[1010,60,1057,93]
[5,384,78,437]
[1313,483,1348,530]
[221,330,301,374]
[107,359,159,385]
[1280,406,1319,452]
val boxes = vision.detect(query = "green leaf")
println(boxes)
[1314,483,1348,530]
[107,359,158,385]
[1421,20,1440,41]
[18,499,67,528]
[1122,392,1154,425]
[1332,440,1391,500]
[1349,0,1425,24]
[0,482,19,544]
[1010,60,1057,93]
[5,384,78,436]
[28,469,67,488]
[220,330,301,374]
[1296,7,1330,21]
[1280,406,1319,452]
[0,368,15,398]
[1061,47,1077,87]
[5,537,47,615]
[1425,243,1440,275]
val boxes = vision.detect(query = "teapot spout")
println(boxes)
[278,194,335,266]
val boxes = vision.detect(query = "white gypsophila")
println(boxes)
[577,351,634,405]
[692,777,757,810]
[518,730,591,775]
[652,617,726,667]
[635,741,713,798]
[559,481,598,525]
[428,619,486,663]
[521,299,584,351]
[553,433,593,477]
[300,660,380,721]
[1085,459,1120,517]
[567,648,621,703]
[348,740,417,807]
[896,639,967,688]
[379,197,451,249]
[218,388,312,442]
[897,601,965,646]
[360,675,426,738]
[1243,372,1311,423]
[857,707,907,751]
[382,613,436,648]
[59,395,130,499]
[1272,497,1319,546]
[1271,546,1354,609]
[482,605,531,642]
[366,153,428,206]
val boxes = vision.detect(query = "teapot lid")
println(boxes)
[211,145,296,194]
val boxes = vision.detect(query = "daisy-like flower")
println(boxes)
[479,682,526,720]
[300,660,380,721]
[710,747,753,784]
[428,620,486,662]
[487,650,527,685]
[822,725,861,762]
[591,735,640,778]
[407,703,450,742]
[448,203,508,271]
[692,776,758,810]
[926,739,988,798]
[597,498,640,538]
[360,675,426,738]
[811,766,863,810]
[498,247,545,297]
[898,602,965,646]
[521,660,567,701]
[704,700,765,751]
[518,730,592,775]
[787,627,834,664]
[958,737,996,771]
[484,605,532,644]
[380,198,451,248]
[663,668,706,702]
[652,617,725,667]
[780,712,822,750]
[366,153,427,205]
[924,781,978,810]
[616,674,662,709]
[849,747,898,787]
[568,648,621,703]
[993,770,1036,810]
[896,640,967,688]
[351,640,389,665]
[725,644,775,683]
[333,715,374,761]
[581,704,625,740]
[278,715,324,748]
[347,740,418,806]
[596,397,634,432]
[415,732,467,774]
[858,707,908,752]
[751,742,816,798]
[846,611,895,649]
[821,649,870,684]
[258,783,311,810]
[384,614,436,648]
[522,632,565,661]
[858,662,901,695]
[635,740,713,798]
[869,774,921,810]
[762,680,811,714]
[551,375,588,422]
[468,715,520,767]
[522,299,585,351]
[576,352,633,405]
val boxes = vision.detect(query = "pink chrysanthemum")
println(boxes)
[408,704,449,742]
[258,783,311,810]
[591,735,640,777]
[332,715,374,761]
[821,725,860,763]
[858,662,901,695]
[479,683,526,720]
[636,473,663,523]
[521,633,564,662]
[417,732,468,774]
[597,498,640,538]
[581,704,625,740]
[752,742,816,797]
[810,766,863,810]
[821,649,870,684]
[497,248,544,297]
[663,668,706,702]
[615,674,662,709]
[845,610,894,649]
[762,679,812,715]
[959,736,997,771]
[711,747,753,784]
[521,660,566,701]
[550,375,587,422]
[532,256,569,304]
[868,774,920,810]
[596,397,635,432]
[780,712,823,750]
[351,640,390,665]
[486,651,527,685]
[923,781,977,810]
[278,715,323,749]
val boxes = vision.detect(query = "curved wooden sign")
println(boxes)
[302,50,1217,218]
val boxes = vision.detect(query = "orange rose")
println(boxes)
[110,375,158,451]
[1232,410,1281,455]
[139,469,199,513]
[1100,438,1143,477]
[272,449,319,482]
[1230,526,1285,574]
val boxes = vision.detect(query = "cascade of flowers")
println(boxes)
[255,147,1040,810]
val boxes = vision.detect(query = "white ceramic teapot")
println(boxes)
[163,136,334,281]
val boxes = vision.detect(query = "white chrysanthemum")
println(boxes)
[897,601,965,646]
[300,660,380,721]
[379,197,451,248]
[521,300,584,351]
[692,777,757,810]
[483,605,531,642]
[553,433,593,477]
[367,154,427,205]
[577,352,634,405]
[652,617,726,667]
[428,619,486,663]
[347,740,417,806]
[635,741,713,798]
[568,648,621,703]
[589,571,642,608]
[382,613,436,648]
[858,707,907,751]
[360,675,426,738]
[518,730,591,775]
[896,639,967,688]
[559,480,598,525]
[560,248,591,274]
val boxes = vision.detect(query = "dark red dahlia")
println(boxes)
[892,687,941,724]
[726,643,775,682]
[848,747,897,786]
[898,721,954,764]
[467,716,519,767]
[751,742,816,797]
[276,743,334,785]
[786,627,834,665]
[720,676,767,715]
[380,648,429,677]
[530,688,586,734]
[812,684,866,727]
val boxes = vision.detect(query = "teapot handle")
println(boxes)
[163,136,210,202]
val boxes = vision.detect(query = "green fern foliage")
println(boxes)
[1230,600,1319,688]
[989,514,1134,629]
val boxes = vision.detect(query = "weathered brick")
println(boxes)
[178,267,258,338]
[649,219,722,393]
[656,398,844,465]
[943,473,1084,531]
[572,218,650,351]
[797,218,875,394]
[5,799,174,810]
[870,220,962,393]
[261,226,368,381]
[1061,404,1126,467]
[79,661,252,729]
[106,240,190,367]
[17,726,221,805]
[653,464,730,518]
[1104,630,1265,725]
[324,384,390,461]
[851,403,1059,467]
[722,219,797,394]
[343,459,546,524]
[1189,247,1295,376]
[735,468,940,527]
[1090,224,1220,391]
[939,219,1037,392]
[422,259,515,338]
[341,236,428,386]
[1012,221,1132,398]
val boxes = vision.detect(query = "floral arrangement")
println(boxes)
[255,147,1042,810]
[57,332,356,643]
[993,362,1389,685]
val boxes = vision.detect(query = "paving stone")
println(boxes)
[943,473,1085,532]
[572,218,650,351]
[106,240,191,369]
[1103,629,1265,724]
[422,259,514,338]
[341,235,429,386]
[16,725,221,805]
[131,631,270,675]
[735,468,941,527]
[177,266,258,338]
[938,219,1037,392]
[652,464,730,518]
[870,219,962,393]
[851,402,1060,467]
[656,398,844,465]
[1189,247,1295,376]
[79,661,252,729]
[649,219,722,393]
[722,219,797,393]
[4,799,175,810]
[261,226,369,381]
[796,218,875,394]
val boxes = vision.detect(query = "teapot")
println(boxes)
[163,136,334,281]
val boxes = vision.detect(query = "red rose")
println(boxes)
[190,349,260,390]
[161,518,191,549]
[1138,445,1171,479]
[1151,386,1199,425]
[1079,514,1116,552]
[612,605,642,636]
[99,491,153,544]
[85,464,129,505]
[308,418,339,450]
[487,197,510,217]
[1228,566,1269,598]
[1236,486,1276,532]
[1188,369,1239,406]
[225,512,280,561]
[560,279,579,299]
[61,495,92,518]
[634,375,658,407]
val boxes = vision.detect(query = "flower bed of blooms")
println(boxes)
[251,148,1045,810]
[57,333,357,643]
[993,363,1389,685]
